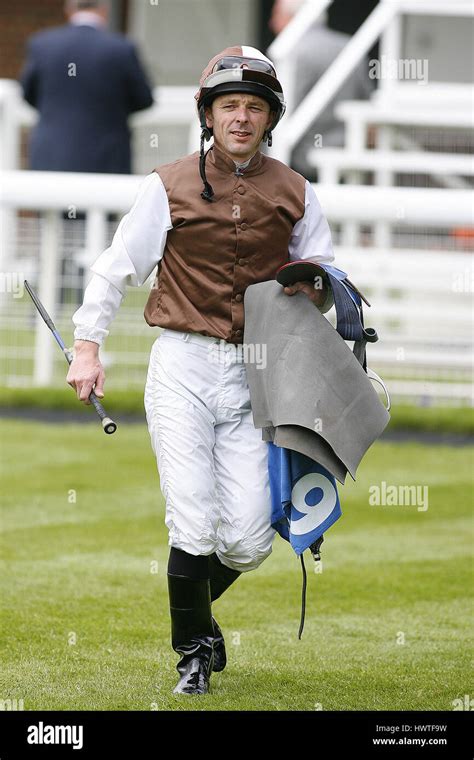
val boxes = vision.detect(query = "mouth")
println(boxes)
[231,131,252,139]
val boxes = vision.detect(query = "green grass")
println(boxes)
[0,419,472,710]
[1,387,473,434]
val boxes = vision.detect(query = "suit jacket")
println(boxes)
[243,280,390,484]
[20,23,153,173]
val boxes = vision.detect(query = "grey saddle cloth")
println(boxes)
[243,280,390,484]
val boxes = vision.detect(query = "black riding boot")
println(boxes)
[209,552,242,672]
[167,548,215,695]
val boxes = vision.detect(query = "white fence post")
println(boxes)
[82,208,107,287]
[0,81,21,275]
[373,9,403,248]
[33,210,61,386]
[0,80,20,171]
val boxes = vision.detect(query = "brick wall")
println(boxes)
[0,0,129,80]
[0,0,65,79]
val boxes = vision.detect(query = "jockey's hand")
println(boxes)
[283,280,327,306]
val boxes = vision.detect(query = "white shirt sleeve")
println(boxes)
[288,180,335,313]
[72,172,172,346]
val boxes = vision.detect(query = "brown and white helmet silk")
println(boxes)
[194,45,286,132]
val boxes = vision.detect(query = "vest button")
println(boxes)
[234,329,243,336]
[235,293,243,302]
[240,222,248,231]
[238,258,246,266]
[237,186,245,194]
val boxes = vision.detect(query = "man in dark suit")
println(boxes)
[20,0,154,173]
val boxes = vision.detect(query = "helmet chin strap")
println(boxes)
[199,130,215,202]
[199,106,215,202]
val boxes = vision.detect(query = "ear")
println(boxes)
[204,105,213,129]
[267,110,276,129]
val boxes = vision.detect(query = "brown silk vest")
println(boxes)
[143,142,306,345]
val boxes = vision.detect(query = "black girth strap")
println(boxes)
[298,535,324,639]
[298,554,307,640]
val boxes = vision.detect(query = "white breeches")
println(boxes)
[144,329,276,573]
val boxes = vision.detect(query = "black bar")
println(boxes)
[0,710,471,757]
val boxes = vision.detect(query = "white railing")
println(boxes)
[2,170,472,224]
[309,149,474,185]
[0,170,142,211]
[335,246,473,404]
[0,170,472,404]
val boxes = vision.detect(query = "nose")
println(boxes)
[234,107,250,123]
